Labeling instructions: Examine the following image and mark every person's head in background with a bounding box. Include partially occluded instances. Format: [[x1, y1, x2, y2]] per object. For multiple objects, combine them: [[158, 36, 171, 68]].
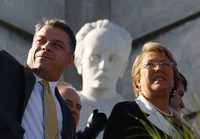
[[170, 72, 187, 112], [132, 42, 178, 112], [57, 81, 81, 126], [74, 19, 132, 100]]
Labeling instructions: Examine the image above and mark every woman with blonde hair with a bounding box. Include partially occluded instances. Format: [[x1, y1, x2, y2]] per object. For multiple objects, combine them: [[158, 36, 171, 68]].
[[103, 42, 194, 139]]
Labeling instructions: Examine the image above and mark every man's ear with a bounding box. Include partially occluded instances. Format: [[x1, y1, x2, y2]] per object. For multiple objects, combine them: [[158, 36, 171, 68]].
[[69, 55, 74, 65], [65, 55, 74, 68]]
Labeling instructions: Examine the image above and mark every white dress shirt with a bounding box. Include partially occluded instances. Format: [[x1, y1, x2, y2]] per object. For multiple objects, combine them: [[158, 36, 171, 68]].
[[21, 75, 63, 139]]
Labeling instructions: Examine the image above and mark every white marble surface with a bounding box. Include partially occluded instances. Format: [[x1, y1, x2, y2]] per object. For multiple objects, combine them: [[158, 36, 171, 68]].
[[78, 92, 127, 138]]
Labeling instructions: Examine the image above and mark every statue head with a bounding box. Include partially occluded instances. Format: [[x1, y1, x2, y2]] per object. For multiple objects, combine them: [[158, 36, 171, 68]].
[[75, 19, 132, 100]]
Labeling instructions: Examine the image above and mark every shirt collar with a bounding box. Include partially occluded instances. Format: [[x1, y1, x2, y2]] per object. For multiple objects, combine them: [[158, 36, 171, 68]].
[[33, 73, 56, 94], [135, 95, 182, 138], [135, 95, 156, 114]]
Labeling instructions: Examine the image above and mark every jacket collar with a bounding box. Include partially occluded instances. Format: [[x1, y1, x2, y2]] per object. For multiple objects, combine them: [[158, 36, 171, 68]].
[[23, 67, 36, 113], [135, 95, 182, 138]]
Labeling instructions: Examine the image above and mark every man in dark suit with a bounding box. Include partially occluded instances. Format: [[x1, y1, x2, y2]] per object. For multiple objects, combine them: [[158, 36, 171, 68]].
[[0, 19, 76, 139]]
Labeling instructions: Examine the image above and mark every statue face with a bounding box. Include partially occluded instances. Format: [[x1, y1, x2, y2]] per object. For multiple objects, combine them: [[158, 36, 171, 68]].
[[81, 28, 128, 94]]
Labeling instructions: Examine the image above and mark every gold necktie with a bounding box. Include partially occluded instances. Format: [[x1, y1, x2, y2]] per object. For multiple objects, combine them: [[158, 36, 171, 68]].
[[41, 80, 59, 139]]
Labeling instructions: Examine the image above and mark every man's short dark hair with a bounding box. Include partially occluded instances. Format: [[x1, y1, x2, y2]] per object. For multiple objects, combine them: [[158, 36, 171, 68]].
[[35, 18, 76, 53]]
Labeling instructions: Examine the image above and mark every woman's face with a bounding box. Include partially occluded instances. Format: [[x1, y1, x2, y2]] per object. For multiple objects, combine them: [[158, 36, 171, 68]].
[[138, 51, 175, 98]]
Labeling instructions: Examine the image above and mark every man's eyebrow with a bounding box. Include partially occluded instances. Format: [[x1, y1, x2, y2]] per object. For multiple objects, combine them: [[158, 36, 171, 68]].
[[36, 35, 45, 38], [53, 40, 65, 46], [35, 35, 65, 45]]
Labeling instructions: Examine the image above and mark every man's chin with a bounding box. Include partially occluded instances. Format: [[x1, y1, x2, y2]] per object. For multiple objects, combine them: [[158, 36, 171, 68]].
[[31, 64, 48, 74]]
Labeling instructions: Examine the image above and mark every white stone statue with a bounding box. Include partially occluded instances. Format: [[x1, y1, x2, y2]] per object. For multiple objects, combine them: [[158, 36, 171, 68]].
[[74, 19, 132, 137]]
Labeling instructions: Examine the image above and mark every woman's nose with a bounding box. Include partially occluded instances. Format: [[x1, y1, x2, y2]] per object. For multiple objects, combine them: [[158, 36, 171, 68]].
[[153, 64, 162, 71]]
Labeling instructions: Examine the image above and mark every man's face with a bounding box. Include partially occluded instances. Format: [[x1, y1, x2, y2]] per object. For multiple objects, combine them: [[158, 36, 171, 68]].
[[170, 83, 185, 111], [27, 25, 73, 81], [59, 87, 81, 126], [139, 51, 174, 98], [82, 29, 127, 93]]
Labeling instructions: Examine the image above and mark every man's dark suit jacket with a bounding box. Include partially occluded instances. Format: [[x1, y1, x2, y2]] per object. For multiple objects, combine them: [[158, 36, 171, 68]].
[[0, 50, 76, 139], [103, 101, 170, 139]]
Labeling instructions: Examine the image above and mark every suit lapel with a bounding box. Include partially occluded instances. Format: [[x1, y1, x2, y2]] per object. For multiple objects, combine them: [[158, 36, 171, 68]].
[[22, 66, 36, 113]]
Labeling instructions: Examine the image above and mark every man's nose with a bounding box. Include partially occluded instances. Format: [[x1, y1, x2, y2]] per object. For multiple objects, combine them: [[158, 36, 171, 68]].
[[41, 41, 51, 50], [71, 107, 79, 118]]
